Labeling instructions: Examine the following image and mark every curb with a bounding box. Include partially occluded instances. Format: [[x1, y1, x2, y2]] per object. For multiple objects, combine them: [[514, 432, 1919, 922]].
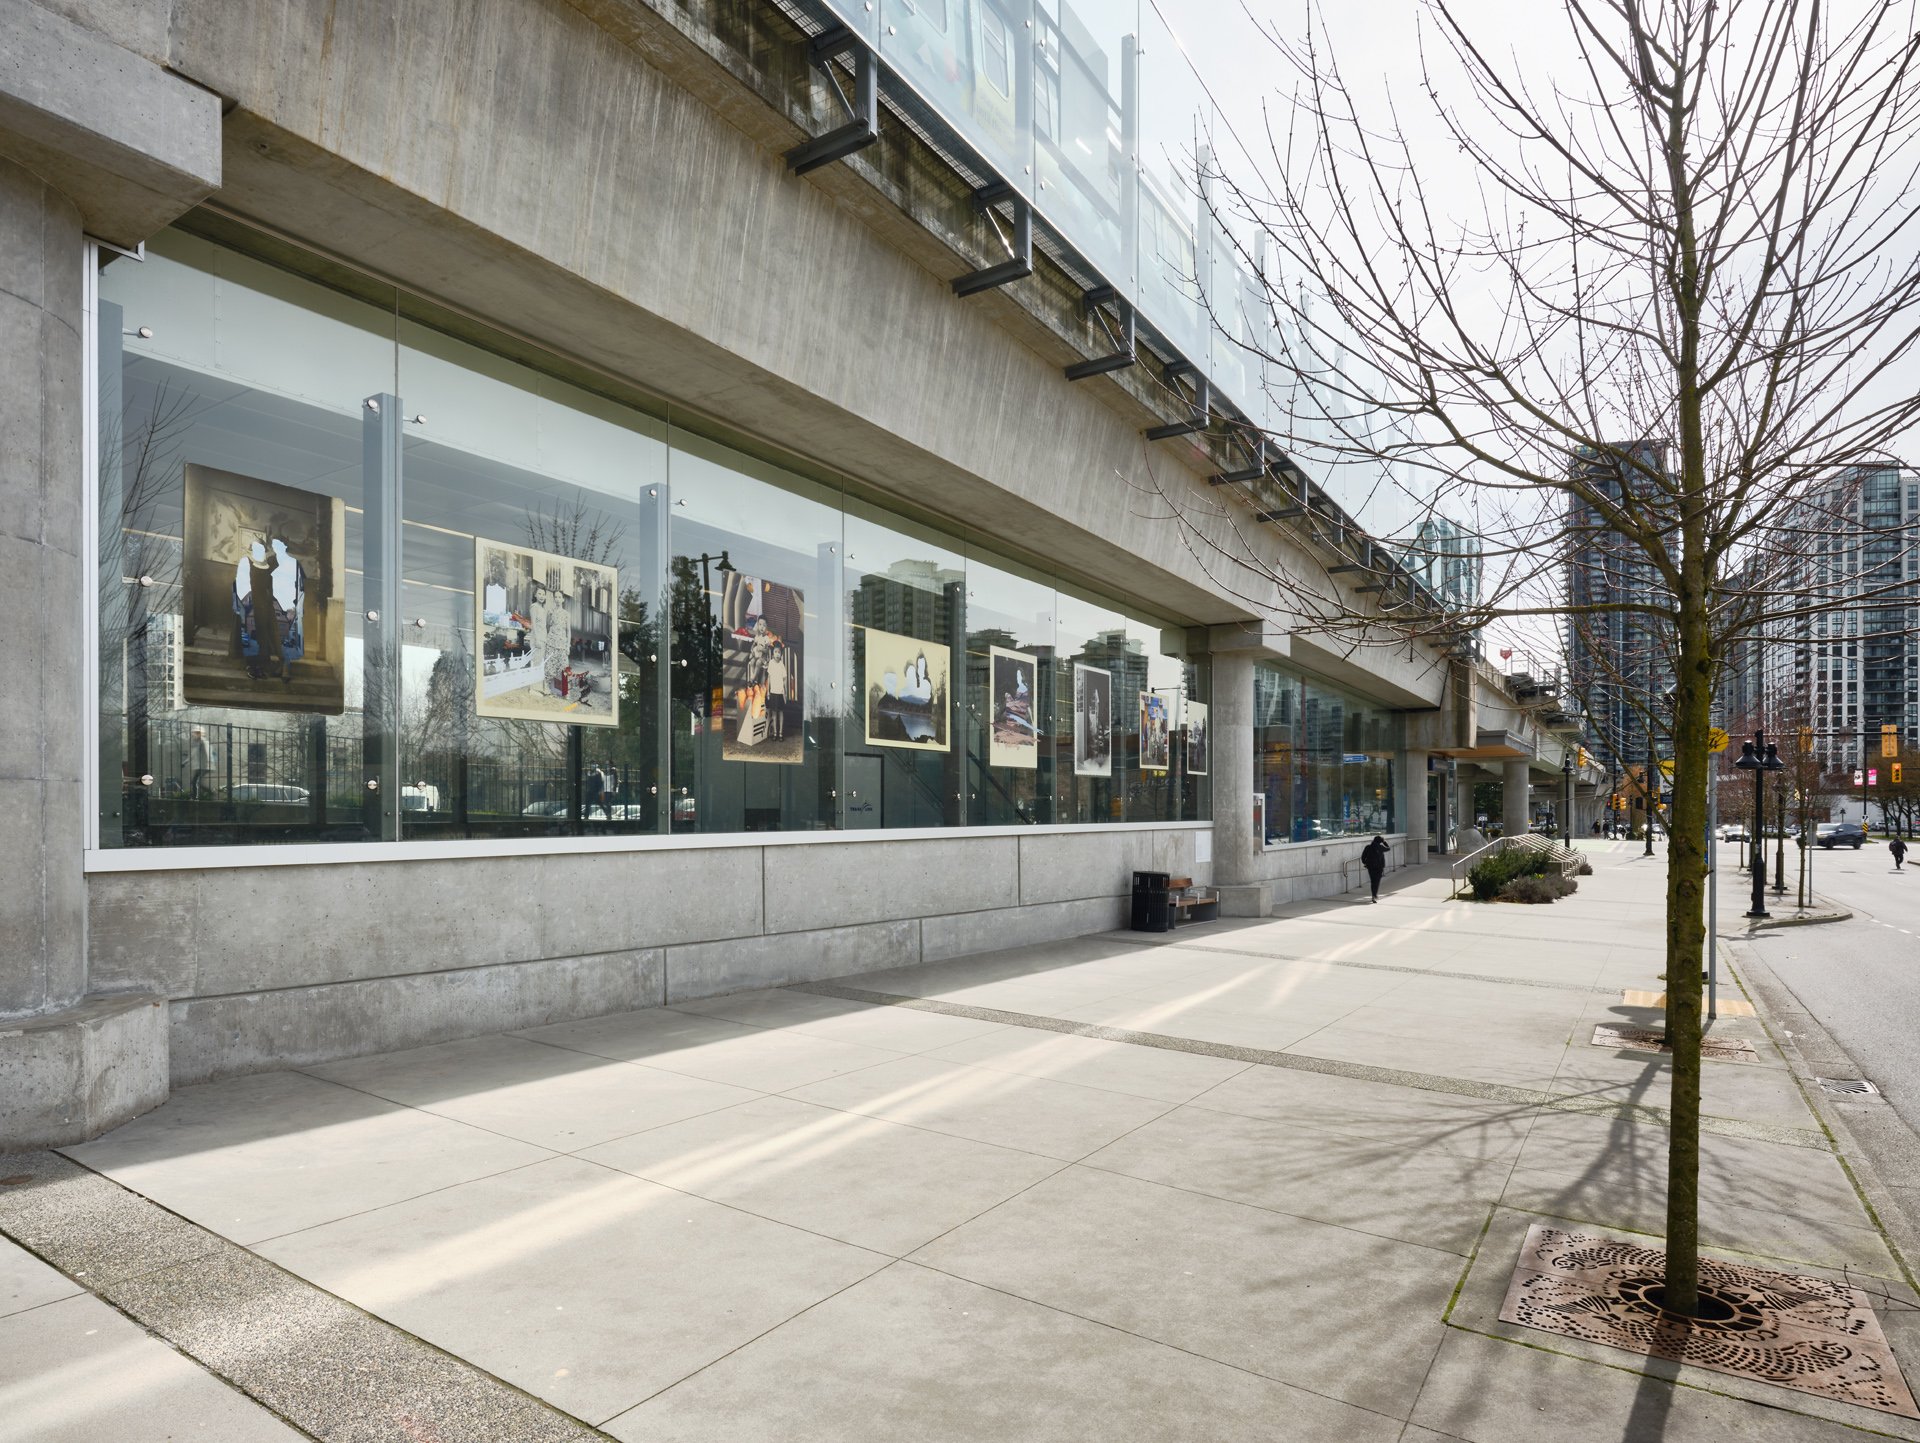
[[1732, 947, 1920, 1294], [1746, 894, 1852, 931]]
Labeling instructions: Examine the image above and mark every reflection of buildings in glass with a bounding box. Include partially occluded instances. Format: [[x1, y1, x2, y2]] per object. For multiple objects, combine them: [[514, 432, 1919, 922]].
[[849, 558, 964, 641], [1397, 514, 1483, 613], [143, 612, 184, 714]]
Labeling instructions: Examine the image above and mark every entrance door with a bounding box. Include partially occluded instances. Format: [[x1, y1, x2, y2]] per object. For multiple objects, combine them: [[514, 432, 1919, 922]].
[[1427, 775, 1443, 853]]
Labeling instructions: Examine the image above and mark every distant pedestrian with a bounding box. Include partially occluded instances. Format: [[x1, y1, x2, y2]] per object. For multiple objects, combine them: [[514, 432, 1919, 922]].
[[1361, 834, 1389, 903], [1892, 837, 1908, 871], [184, 726, 212, 800]]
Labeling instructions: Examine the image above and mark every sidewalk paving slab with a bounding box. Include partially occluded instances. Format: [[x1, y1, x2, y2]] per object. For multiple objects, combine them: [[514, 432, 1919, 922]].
[[9, 844, 1919, 1441]]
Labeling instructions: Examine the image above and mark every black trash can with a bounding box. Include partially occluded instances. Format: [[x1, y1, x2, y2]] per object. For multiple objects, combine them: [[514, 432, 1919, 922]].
[[1131, 870, 1172, 932]]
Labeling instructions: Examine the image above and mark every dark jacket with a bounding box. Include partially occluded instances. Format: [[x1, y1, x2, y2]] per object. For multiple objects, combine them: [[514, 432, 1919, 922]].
[[1361, 839, 1389, 876]]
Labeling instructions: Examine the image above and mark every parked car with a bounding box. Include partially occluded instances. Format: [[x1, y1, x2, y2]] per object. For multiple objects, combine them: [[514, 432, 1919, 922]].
[[1716, 823, 1750, 843], [229, 783, 310, 805], [1816, 821, 1868, 849]]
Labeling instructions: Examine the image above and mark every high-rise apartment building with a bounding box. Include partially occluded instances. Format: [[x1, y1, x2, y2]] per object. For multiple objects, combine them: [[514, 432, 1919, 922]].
[[1756, 464, 1919, 770], [1564, 443, 1674, 777]]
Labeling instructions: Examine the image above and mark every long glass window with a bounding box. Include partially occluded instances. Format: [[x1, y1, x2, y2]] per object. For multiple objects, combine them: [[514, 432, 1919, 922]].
[[94, 225, 1208, 851], [1253, 660, 1400, 844]]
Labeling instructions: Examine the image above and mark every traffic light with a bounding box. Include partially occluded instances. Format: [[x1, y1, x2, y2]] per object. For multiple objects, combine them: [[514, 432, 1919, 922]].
[[1884, 723, 1900, 758], [1897, 763, 1906, 785], [1799, 726, 1814, 754]]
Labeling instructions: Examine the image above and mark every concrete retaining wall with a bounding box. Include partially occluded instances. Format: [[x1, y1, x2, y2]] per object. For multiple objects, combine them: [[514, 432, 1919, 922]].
[[89, 824, 1208, 1083]]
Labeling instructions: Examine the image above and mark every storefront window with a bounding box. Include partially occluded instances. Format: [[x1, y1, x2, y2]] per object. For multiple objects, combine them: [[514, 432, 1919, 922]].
[[1255, 662, 1397, 844], [93, 223, 1209, 851], [394, 318, 665, 840], [963, 549, 1055, 825], [667, 429, 842, 833], [845, 503, 965, 828], [97, 232, 394, 847]]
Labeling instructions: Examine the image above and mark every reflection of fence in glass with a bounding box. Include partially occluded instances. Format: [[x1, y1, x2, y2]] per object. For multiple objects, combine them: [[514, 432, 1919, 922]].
[[141, 716, 365, 823]]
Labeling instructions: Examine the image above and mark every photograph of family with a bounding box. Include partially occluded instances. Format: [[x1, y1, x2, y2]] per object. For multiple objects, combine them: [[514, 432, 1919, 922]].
[[720, 571, 806, 764], [475, 539, 619, 727]]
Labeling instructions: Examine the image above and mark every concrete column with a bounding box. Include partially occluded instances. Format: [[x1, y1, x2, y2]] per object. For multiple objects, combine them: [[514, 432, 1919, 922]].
[[1503, 759, 1531, 837], [0, 157, 87, 1021], [0, 6, 218, 1143], [1210, 649, 1258, 891], [1399, 749, 1428, 859]]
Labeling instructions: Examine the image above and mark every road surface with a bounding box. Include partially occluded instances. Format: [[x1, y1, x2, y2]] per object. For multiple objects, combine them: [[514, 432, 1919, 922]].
[[1734, 837, 1920, 1134]]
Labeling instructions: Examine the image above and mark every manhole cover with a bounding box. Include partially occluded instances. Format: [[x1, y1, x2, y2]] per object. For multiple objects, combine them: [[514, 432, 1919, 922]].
[[1500, 1224, 1919, 1417], [1817, 1077, 1880, 1097], [1592, 1024, 1758, 1063]]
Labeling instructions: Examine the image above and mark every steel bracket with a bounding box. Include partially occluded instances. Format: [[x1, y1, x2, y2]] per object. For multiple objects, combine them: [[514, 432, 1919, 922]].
[[953, 187, 1034, 296], [786, 27, 879, 176], [1065, 287, 1138, 380], [1145, 362, 1211, 440]]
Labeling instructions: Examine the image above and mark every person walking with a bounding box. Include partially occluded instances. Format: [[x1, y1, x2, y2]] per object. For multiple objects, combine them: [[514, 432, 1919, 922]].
[[184, 726, 212, 800], [1892, 836, 1908, 872], [1361, 834, 1389, 903]]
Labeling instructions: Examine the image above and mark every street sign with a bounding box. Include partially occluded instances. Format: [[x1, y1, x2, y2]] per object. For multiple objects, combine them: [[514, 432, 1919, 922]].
[[1707, 727, 1729, 753], [1869, 768, 1879, 787]]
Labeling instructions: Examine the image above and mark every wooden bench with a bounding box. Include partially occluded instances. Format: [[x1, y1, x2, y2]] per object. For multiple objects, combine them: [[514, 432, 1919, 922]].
[[1166, 876, 1220, 926]]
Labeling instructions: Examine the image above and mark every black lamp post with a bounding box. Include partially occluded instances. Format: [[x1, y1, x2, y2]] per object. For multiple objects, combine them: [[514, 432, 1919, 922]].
[[1561, 748, 1575, 844], [693, 549, 734, 724], [1735, 732, 1785, 919], [1771, 776, 1788, 895]]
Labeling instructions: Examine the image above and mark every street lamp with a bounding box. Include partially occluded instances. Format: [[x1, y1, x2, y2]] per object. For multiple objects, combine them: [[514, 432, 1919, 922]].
[[1734, 732, 1785, 919], [693, 549, 734, 725], [1561, 748, 1575, 844], [1771, 775, 1788, 895]]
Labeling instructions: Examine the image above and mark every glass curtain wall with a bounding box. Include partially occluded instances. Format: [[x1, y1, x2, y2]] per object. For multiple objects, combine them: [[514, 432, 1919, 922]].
[[97, 231, 394, 848], [1253, 660, 1400, 844], [95, 226, 1207, 850]]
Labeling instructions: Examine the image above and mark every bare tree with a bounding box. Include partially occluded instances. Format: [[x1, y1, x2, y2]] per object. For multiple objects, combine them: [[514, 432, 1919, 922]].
[[1156, 0, 1920, 1313]]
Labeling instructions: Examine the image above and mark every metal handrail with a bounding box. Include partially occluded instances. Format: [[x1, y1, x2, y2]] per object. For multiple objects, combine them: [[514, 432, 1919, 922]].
[[1450, 832, 1580, 891]]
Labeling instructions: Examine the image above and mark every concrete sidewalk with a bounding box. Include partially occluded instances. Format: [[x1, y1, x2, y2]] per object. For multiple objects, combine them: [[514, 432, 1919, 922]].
[[4, 841, 1916, 1441]]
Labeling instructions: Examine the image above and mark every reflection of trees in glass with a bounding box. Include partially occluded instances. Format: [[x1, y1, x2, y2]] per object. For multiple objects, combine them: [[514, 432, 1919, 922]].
[[101, 373, 197, 833], [668, 556, 722, 718]]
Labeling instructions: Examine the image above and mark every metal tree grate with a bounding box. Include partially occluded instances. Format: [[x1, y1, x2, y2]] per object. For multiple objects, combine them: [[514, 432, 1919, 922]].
[[1500, 1224, 1918, 1417], [1592, 1024, 1758, 1063], [1817, 1077, 1881, 1097]]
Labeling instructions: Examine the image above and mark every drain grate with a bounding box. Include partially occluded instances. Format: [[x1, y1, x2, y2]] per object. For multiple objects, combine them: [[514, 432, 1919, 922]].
[[1500, 1224, 1918, 1417], [1817, 1077, 1881, 1097], [1592, 1024, 1758, 1063]]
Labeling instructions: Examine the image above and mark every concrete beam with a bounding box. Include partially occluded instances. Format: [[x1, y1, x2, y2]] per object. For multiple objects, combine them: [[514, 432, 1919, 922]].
[[0, 0, 220, 247]]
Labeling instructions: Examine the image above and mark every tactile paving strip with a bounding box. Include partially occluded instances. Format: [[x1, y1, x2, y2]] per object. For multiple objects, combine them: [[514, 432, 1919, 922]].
[[1499, 1223, 1919, 1418]]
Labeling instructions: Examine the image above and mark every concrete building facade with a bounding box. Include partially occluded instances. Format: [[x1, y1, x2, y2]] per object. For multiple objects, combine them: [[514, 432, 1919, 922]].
[[0, 0, 1602, 1147]]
